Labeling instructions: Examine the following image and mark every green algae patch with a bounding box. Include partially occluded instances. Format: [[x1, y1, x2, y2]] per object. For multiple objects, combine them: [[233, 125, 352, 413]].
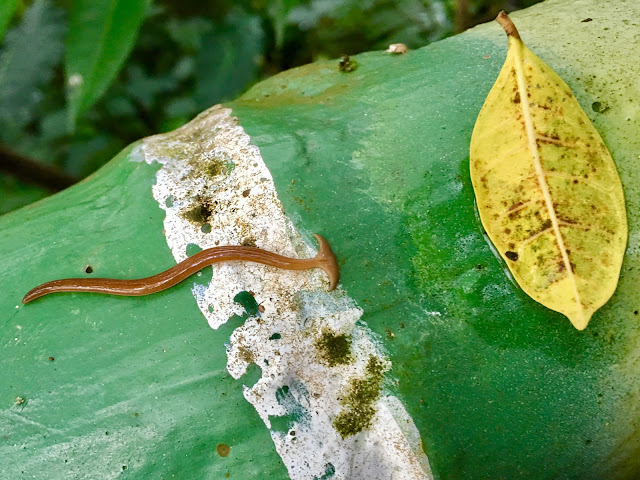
[[190, 155, 235, 180], [181, 195, 215, 226], [333, 356, 386, 438], [205, 158, 228, 177], [315, 329, 352, 367]]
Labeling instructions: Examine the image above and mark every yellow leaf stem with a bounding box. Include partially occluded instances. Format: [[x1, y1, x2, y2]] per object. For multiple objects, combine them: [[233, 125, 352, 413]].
[[470, 11, 627, 330]]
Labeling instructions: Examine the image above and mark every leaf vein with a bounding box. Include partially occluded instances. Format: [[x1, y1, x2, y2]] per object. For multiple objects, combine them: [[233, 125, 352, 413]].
[[517, 226, 553, 250], [514, 41, 584, 323]]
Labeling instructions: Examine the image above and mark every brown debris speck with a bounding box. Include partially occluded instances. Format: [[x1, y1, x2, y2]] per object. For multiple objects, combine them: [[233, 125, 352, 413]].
[[338, 55, 358, 73], [216, 443, 231, 457]]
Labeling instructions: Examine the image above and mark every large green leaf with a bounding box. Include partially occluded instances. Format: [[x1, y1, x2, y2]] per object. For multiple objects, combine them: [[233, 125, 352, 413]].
[[0, 0, 18, 43], [65, 0, 148, 128]]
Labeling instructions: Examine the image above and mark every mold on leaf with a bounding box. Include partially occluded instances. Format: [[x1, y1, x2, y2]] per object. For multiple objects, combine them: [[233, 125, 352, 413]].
[[333, 355, 387, 438], [182, 195, 215, 226], [315, 329, 352, 367]]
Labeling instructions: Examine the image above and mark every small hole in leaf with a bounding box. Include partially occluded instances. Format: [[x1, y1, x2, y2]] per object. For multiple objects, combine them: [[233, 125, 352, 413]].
[[84, 265, 93, 274], [233, 291, 259, 317], [505, 251, 519, 261], [591, 101, 608, 113]]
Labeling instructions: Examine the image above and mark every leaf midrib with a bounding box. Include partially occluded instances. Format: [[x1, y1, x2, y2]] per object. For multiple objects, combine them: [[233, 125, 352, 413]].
[[511, 38, 584, 325]]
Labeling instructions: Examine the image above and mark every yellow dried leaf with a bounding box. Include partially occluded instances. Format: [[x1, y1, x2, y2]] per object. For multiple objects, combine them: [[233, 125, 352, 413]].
[[470, 12, 627, 330]]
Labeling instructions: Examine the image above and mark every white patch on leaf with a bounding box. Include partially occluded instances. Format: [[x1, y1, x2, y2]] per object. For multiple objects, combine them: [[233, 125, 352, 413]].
[[140, 105, 432, 480]]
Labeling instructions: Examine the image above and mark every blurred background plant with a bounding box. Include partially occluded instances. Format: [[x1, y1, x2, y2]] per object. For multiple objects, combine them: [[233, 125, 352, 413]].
[[0, 0, 541, 214]]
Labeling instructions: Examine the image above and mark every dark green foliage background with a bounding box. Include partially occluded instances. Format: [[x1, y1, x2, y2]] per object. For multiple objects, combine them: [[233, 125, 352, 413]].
[[0, 0, 540, 214]]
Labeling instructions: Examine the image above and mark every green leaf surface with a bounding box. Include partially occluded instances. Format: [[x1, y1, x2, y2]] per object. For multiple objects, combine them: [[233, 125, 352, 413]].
[[0, 0, 18, 42], [65, 0, 149, 128], [0, 0, 65, 138]]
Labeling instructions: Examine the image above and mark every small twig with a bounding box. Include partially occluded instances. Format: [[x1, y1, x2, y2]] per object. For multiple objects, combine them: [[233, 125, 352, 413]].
[[455, 0, 470, 33], [0, 144, 79, 191], [496, 11, 520, 39]]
